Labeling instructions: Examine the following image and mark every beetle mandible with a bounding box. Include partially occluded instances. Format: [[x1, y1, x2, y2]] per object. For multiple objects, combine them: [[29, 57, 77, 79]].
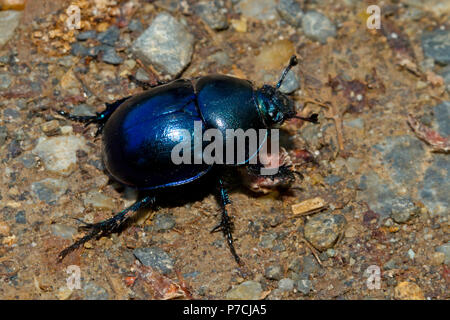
[[57, 55, 318, 265]]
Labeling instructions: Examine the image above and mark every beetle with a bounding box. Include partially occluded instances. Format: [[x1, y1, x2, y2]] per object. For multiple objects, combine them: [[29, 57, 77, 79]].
[[57, 55, 318, 265]]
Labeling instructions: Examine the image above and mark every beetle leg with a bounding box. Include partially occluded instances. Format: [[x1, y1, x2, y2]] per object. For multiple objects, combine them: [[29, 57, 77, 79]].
[[57, 96, 131, 136], [58, 195, 155, 262], [211, 179, 243, 266]]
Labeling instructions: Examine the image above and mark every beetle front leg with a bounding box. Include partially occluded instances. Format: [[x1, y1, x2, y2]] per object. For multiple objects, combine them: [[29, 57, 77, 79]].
[[211, 179, 243, 266]]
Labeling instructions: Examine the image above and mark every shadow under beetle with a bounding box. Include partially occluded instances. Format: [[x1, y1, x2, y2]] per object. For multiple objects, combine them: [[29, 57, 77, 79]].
[[57, 55, 318, 265]]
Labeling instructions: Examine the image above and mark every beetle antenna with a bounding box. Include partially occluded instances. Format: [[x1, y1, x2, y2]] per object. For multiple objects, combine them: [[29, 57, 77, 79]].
[[276, 55, 298, 89], [293, 113, 319, 124]]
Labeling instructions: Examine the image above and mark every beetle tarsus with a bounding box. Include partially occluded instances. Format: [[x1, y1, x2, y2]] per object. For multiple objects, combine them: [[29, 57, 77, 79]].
[[128, 74, 168, 90], [212, 179, 243, 266], [58, 195, 155, 262]]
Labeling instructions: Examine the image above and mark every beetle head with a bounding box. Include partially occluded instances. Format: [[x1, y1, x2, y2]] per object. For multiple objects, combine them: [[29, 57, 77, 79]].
[[256, 55, 318, 126], [256, 56, 299, 126]]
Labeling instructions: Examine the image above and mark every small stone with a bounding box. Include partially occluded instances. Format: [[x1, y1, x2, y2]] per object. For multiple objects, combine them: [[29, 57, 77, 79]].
[[0, 221, 10, 236], [383, 258, 398, 271], [302, 255, 320, 275], [302, 11, 336, 44], [419, 154, 449, 216], [326, 248, 336, 257], [226, 281, 262, 300], [84, 191, 115, 210], [51, 224, 77, 239], [71, 104, 96, 117], [259, 232, 277, 249], [99, 45, 123, 65], [238, 0, 278, 21], [407, 249, 415, 260], [132, 13, 195, 77], [153, 213, 175, 231], [390, 197, 419, 223], [394, 281, 425, 300], [31, 178, 69, 204], [278, 278, 294, 291], [325, 174, 343, 186], [83, 282, 109, 300], [133, 247, 174, 275], [0, 73, 12, 89], [194, 1, 228, 31], [71, 42, 89, 57], [304, 212, 346, 251], [76, 30, 97, 41], [135, 68, 150, 82], [435, 243, 450, 265], [8, 139, 21, 158], [276, 0, 304, 27], [430, 252, 445, 266], [264, 265, 283, 280], [0, 10, 22, 47], [0, 126, 7, 145], [33, 135, 89, 175], [128, 19, 143, 32], [41, 120, 61, 136], [421, 29, 450, 65], [97, 26, 120, 46], [433, 101, 450, 136], [296, 279, 312, 295], [15, 211, 26, 224], [278, 70, 300, 94]]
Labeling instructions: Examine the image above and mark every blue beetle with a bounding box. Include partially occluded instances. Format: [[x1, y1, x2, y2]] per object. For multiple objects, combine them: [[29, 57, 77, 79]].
[[57, 56, 317, 264]]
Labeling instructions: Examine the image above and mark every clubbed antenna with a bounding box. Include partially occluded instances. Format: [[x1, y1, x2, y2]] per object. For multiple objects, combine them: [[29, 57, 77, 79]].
[[276, 55, 298, 89]]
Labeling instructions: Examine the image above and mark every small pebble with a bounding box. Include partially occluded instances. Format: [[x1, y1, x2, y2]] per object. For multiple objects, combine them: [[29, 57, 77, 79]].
[[83, 282, 109, 300], [76, 30, 97, 41], [97, 25, 120, 46], [31, 178, 68, 204], [84, 190, 115, 210], [133, 247, 174, 275], [302, 11, 336, 44], [278, 278, 294, 291], [390, 197, 419, 223], [194, 1, 228, 31], [132, 13, 195, 77], [33, 135, 89, 175], [304, 212, 346, 251], [276, 0, 304, 27], [421, 29, 450, 65], [226, 281, 262, 300], [435, 243, 450, 265], [51, 224, 77, 240], [264, 265, 283, 280], [0, 221, 10, 236], [296, 279, 313, 295]]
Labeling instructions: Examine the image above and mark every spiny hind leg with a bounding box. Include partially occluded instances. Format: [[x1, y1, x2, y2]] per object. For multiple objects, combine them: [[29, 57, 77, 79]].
[[58, 195, 155, 262]]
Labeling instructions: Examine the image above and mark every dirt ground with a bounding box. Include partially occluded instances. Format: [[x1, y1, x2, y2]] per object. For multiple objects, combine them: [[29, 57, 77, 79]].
[[0, 0, 448, 300]]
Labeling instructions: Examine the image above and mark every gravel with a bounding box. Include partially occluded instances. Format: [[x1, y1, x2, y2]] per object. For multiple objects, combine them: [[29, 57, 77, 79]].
[[278, 278, 294, 291], [435, 243, 450, 265], [238, 0, 278, 21], [133, 247, 175, 275], [83, 282, 109, 300], [97, 26, 120, 46], [264, 265, 283, 280], [31, 178, 69, 204], [0, 73, 12, 89], [32, 135, 89, 175], [304, 212, 346, 251], [0, 10, 22, 47], [276, 0, 304, 27], [226, 281, 262, 300], [132, 13, 195, 77], [296, 279, 313, 295], [389, 197, 419, 223], [51, 224, 77, 239], [194, 1, 228, 31], [278, 69, 300, 94], [302, 11, 336, 44], [421, 29, 450, 65]]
